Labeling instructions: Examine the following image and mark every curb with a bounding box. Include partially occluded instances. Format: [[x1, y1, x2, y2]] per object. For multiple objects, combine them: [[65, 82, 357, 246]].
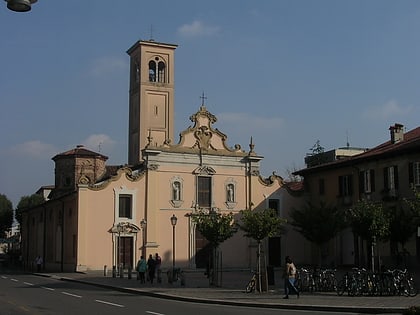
[[47, 275, 407, 314]]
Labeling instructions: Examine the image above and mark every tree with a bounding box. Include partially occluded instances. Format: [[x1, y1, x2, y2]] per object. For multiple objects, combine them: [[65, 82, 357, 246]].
[[190, 209, 237, 286], [0, 194, 14, 238], [310, 140, 325, 155], [237, 208, 286, 292], [15, 194, 45, 225], [289, 202, 345, 267], [404, 187, 420, 216], [346, 200, 390, 271], [388, 205, 417, 253]]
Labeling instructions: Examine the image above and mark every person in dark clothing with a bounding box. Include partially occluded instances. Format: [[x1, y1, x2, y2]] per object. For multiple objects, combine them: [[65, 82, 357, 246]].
[[147, 254, 156, 284]]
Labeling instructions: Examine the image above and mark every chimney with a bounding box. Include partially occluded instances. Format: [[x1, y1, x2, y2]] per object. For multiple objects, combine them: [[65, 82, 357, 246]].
[[389, 123, 404, 144]]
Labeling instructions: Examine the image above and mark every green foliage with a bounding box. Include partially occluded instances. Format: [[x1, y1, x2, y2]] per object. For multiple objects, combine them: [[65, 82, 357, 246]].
[[16, 194, 45, 225], [388, 205, 418, 249], [310, 140, 325, 155], [404, 188, 420, 216], [347, 199, 390, 241], [289, 202, 345, 245], [0, 194, 14, 237], [237, 208, 285, 242], [191, 210, 237, 248]]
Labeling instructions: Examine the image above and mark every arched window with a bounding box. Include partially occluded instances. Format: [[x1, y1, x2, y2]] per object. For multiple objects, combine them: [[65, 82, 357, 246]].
[[148, 57, 167, 83], [148, 60, 156, 82], [158, 61, 166, 83]]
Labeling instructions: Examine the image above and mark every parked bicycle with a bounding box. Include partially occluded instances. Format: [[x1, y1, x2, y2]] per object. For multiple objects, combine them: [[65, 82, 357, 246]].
[[296, 267, 337, 293], [336, 267, 417, 297], [245, 271, 257, 293]]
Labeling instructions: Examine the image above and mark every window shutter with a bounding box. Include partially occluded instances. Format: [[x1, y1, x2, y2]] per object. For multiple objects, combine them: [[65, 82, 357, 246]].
[[359, 171, 364, 193], [394, 165, 399, 189], [383, 168, 389, 190], [338, 176, 343, 196], [370, 169, 375, 192], [408, 162, 414, 185]]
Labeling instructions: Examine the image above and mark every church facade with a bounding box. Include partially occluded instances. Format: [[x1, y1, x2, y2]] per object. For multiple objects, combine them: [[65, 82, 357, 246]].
[[20, 40, 303, 272]]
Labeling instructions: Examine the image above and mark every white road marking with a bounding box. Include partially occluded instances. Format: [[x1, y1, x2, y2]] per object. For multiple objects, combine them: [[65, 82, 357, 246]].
[[146, 311, 165, 315], [95, 299, 124, 308], [10, 278, 18, 282], [61, 291, 82, 298], [1, 276, 8, 279], [24, 282, 34, 286], [41, 286, 55, 291]]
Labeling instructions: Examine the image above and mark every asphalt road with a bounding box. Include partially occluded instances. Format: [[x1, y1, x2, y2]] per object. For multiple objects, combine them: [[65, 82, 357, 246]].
[[0, 273, 402, 315]]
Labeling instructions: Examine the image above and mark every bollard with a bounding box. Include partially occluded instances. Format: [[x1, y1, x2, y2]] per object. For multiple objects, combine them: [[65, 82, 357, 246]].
[[157, 269, 162, 283], [112, 265, 116, 278], [128, 266, 132, 279], [104, 265, 107, 277], [119, 265, 124, 278], [180, 270, 185, 286], [167, 269, 173, 284]]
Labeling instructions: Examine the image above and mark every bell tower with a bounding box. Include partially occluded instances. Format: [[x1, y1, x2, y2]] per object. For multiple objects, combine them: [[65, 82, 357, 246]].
[[126, 40, 177, 165]]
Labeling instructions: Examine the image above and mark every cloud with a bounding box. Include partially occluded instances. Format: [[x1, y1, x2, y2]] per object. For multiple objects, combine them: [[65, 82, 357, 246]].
[[177, 20, 220, 38], [7, 140, 57, 159], [82, 134, 116, 154], [362, 100, 414, 121], [89, 56, 127, 77]]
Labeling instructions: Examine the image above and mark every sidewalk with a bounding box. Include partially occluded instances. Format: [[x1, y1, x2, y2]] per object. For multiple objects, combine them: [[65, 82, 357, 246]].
[[36, 269, 420, 314]]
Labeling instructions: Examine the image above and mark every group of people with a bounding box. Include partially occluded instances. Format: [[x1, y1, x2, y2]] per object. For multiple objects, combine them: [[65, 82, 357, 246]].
[[136, 253, 162, 284]]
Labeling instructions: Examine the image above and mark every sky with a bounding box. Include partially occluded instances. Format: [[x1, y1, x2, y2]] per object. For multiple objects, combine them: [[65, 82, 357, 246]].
[[1, 1, 420, 208]]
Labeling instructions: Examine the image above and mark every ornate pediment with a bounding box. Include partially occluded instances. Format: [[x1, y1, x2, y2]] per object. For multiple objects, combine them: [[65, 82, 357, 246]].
[[193, 165, 216, 175], [108, 222, 140, 234]]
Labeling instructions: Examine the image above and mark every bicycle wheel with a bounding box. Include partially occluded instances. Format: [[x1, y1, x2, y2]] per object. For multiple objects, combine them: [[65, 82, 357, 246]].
[[245, 278, 256, 293], [402, 279, 417, 297], [407, 281, 417, 297]]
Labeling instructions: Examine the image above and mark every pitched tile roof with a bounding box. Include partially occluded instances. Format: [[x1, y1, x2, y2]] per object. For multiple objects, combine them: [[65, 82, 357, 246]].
[[295, 125, 420, 175], [52, 145, 108, 161]]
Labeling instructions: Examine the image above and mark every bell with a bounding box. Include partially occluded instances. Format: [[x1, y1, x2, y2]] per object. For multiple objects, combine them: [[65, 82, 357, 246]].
[[6, 0, 37, 12]]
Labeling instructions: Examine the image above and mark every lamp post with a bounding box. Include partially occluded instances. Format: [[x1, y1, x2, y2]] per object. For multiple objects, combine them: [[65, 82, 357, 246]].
[[140, 219, 146, 258], [116, 223, 123, 276], [5, 0, 37, 12], [170, 214, 177, 272]]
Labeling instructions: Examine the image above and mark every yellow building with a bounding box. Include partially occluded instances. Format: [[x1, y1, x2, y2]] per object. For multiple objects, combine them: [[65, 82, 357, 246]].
[[294, 123, 420, 268], [21, 40, 302, 272]]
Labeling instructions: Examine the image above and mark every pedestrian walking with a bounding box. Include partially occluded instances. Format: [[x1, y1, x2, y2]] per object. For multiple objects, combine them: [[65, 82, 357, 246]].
[[283, 256, 299, 299], [155, 253, 162, 283], [136, 256, 147, 283], [147, 254, 156, 284]]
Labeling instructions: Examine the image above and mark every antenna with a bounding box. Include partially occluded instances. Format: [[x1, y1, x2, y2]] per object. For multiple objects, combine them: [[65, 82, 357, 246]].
[[98, 142, 103, 153], [150, 25, 154, 41]]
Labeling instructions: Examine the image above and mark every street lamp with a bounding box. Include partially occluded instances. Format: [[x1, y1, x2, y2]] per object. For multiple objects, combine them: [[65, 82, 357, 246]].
[[5, 0, 37, 12], [140, 219, 146, 257], [170, 214, 177, 272], [116, 223, 123, 270]]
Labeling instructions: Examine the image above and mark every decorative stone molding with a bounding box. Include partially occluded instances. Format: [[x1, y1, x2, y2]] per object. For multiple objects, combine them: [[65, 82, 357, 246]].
[[224, 178, 237, 209], [193, 165, 216, 175], [170, 176, 184, 208]]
